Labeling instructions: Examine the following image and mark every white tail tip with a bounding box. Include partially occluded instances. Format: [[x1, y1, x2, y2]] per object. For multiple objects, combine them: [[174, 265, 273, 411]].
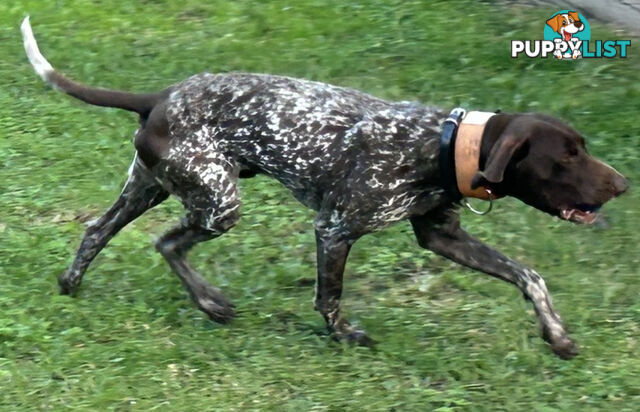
[[21, 16, 54, 82]]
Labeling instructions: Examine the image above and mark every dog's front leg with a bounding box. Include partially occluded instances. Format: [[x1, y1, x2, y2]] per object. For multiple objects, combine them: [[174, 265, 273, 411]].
[[313, 226, 373, 346], [410, 209, 578, 359]]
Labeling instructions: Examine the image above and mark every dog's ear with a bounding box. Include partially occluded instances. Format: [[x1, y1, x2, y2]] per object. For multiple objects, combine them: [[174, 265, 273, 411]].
[[546, 15, 561, 32], [471, 134, 527, 189], [568, 11, 580, 22]]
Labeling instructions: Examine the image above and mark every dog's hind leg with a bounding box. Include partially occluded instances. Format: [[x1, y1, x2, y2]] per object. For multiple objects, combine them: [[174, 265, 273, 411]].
[[154, 149, 240, 323], [59, 154, 169, 295]]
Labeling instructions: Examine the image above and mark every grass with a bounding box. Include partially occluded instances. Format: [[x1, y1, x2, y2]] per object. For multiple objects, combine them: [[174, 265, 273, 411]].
[[1, 0, 639, 410]]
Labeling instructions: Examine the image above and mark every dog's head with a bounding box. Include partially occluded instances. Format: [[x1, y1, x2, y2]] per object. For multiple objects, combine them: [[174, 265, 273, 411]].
[[471, 113, 628, 224], [546, 11, 584, 42]]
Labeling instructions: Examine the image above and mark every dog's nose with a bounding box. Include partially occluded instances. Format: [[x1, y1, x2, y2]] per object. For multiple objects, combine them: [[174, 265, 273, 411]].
[[613, 174, 629, 196], [575, 21, 583, 28]]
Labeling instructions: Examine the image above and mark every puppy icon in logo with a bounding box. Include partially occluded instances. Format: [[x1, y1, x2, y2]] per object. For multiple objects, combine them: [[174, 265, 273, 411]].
[[546, 11, 586, 59]]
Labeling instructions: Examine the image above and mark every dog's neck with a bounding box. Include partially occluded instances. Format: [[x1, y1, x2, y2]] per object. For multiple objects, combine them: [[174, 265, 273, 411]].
[[454, 111, 497, 200], [440, 109, 506, 201]]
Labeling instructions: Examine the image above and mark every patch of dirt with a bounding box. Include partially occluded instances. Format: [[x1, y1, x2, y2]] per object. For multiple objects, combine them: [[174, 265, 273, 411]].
[[494, 0, 640, 35]]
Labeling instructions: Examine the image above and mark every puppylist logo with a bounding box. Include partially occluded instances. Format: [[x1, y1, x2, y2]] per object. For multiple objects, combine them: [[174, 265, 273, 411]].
[[511, 10, 630, 59]]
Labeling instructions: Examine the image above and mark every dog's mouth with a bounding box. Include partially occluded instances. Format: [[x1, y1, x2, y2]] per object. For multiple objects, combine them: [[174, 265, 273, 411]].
[[563, 31, 573, 42], [559, 204, 601, 224]]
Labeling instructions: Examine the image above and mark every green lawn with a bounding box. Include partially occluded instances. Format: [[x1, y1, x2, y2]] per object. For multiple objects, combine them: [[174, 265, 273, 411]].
[[1, 0, 639, 410]]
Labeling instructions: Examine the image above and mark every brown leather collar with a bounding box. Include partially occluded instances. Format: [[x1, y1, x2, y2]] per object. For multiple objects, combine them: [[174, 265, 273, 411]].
[[454, 111, 499, 200]]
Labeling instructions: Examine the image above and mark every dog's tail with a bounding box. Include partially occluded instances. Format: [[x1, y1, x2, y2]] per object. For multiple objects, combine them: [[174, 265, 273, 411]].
[[21, 16, 160, 115]]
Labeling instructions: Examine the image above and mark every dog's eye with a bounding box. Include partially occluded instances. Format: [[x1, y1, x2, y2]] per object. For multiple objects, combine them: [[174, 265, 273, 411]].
[[562, 21, 567, 26], [564, 147, 579, 161]]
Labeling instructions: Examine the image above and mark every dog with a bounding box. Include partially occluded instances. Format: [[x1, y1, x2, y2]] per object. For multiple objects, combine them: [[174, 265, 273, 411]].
[[22, 17, 628, 359], [546, 11, 585, 59]]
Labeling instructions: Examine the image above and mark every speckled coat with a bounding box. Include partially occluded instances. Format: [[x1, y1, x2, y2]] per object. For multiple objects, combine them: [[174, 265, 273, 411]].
[[156, 73, 449, 240]]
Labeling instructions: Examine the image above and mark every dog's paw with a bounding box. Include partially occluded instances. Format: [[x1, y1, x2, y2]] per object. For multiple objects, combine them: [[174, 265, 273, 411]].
[[331, 321, 376, 347], [196, 287, 236, 324], [58, 272, 80, 296], [550, 336, 579, 360], [343, 329, 377, 347]]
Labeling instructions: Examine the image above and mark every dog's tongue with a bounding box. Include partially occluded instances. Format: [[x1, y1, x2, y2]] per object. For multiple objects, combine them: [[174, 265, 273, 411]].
[[563, 32, 572, 42]]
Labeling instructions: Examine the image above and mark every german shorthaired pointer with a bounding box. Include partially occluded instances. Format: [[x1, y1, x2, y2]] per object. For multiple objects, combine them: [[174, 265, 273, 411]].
[[22, 18, 628, 359]]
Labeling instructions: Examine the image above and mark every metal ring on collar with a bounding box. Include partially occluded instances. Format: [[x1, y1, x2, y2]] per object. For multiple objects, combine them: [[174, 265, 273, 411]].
[[462, 188, 494, 215]]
